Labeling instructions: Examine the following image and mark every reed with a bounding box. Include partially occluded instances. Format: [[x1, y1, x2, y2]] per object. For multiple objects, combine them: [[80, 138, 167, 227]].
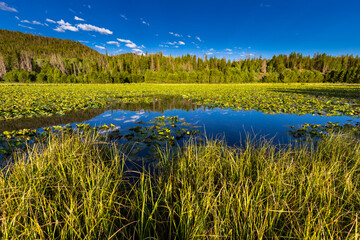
[[0, 132, 359, 239]]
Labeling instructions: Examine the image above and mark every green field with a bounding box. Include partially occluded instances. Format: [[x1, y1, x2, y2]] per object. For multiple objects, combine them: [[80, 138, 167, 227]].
[[0, 83, 360, 239]]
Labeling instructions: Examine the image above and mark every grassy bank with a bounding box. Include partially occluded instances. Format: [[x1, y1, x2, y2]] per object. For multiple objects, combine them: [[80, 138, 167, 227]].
[[0, 132, 359, 239]]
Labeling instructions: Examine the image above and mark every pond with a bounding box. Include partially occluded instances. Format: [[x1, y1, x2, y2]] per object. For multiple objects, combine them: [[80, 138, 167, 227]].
[[1, 95, 358, 148]]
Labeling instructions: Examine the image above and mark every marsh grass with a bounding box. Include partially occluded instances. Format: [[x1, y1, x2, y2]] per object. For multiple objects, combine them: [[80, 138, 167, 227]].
[[0, 131, 359, 239]]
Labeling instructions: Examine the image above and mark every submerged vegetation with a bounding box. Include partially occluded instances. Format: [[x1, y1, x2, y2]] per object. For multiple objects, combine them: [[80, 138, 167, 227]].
[[0, 130, 359, 239]]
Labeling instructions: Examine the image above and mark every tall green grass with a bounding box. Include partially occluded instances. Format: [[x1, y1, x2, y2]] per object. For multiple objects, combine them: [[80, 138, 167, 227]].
[[0, 132, 359, 239]]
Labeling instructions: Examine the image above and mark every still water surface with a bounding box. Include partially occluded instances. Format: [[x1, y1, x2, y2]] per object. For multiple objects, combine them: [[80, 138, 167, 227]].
[[1, 96, 358, 146]]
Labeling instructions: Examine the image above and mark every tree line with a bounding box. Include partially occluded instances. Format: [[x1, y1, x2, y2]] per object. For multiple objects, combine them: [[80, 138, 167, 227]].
[[1, 29, 360, 84]]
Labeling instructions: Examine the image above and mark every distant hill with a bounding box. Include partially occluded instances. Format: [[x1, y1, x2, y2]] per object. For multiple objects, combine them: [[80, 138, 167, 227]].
[[0, 29, 100, 59], [0, 28, 359, 84]]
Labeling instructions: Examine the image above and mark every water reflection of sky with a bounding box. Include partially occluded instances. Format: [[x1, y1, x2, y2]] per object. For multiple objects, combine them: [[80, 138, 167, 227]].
[[78, 107, 357, 146]]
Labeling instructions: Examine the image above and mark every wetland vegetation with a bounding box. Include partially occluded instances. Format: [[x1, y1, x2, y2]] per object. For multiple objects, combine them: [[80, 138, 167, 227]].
[[0, 82, 359, 239], [1, 29, 360, 239], [1, 130, 359, 239]]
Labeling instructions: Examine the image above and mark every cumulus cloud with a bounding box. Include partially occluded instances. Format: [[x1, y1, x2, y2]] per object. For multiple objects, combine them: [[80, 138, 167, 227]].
[[169, 32, 182, 37], [206, 48, 215, 55], [166, 41, 185, 47], [107, 41, 120, 47], [117, 38, 145, 51], [132, 48, 143, 54], [225, 48, 232, 52], [54, 19, 78, 32], [95, 45, 105, 50], [46, 18, 56, 23], [74, 16, 85, 21], [117, 38, 137, 48], [18, 24, 34, 30], [32, 20, 43, 25], [21, 19, 43, 25], [0, 2, 17, 12], [126, 43, 137, 48], [117, 38, 132, 44], [77, 23, 113, 35]]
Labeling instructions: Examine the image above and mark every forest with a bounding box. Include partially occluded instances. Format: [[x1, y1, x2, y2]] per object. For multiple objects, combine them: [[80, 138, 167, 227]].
[[1, 29, 360, 84]]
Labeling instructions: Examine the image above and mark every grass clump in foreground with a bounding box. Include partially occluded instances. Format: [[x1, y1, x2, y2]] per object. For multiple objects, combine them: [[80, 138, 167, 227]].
[[0, 132, 359, 239]]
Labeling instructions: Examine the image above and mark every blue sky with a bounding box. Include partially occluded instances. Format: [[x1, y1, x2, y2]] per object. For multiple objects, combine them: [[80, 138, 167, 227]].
[[1, 0, 360, 59]]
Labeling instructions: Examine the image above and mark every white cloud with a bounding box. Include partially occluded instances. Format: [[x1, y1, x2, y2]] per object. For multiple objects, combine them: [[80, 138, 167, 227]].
[[95, 45, 105, 50], [15, 16, 19, 20], [20, 19, 43, 25], [32, 20, 43, 25], [120, 14, 128, 20], [18, 24, 34, 30], [53, 27, 65, 32], [196, 36, 202, 42], [117, 38, 137, 48], [169, 32, 182, 37], [166, 41, 185, 47], [79, 40, 89, 43], [117, 38, 145, 50], [107, 41, 120, 47], [77, 23, 113, 35], [126, 43, 137, 48], [117, 38, 133, 44], [46, 18, 56, 23], [0, 2, 17, 12], [55, 19, 78, 32], [74, 16, 85, 21], [140, 18, 150, 26], [225, 48, 232, 52], [187, 35, 191, 38], [132, 49, 143, 54]]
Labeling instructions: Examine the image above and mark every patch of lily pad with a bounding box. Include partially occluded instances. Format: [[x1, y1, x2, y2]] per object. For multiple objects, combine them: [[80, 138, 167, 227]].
[[0, 116, 200, 160], [289, 121, 360, 139]]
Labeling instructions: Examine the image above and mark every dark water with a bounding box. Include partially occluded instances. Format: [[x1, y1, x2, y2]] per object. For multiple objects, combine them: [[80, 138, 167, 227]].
[[1, 96, 357, 146]]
